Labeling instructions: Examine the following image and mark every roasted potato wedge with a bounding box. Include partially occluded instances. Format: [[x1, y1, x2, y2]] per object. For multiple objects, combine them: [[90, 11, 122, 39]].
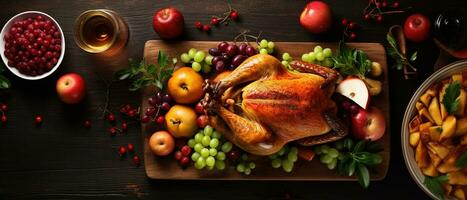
[[409, 132, 420, 147], [428, 126, 442, 141], [409, 115, 421, 133], [422, 163, 439, 177], [421, 93, 433, 107], [456, 89, 466, 117], [440, 116, 457, 141], [420, 122, 433, 132], [457, 117, 467, 136], [419, 108, 435, 124], [454, 187, 466, 200], [438, 146, 465, 173], [461, 134, 467, 145], [416, 142, 430, 169], [453, 73, 464, 84], [428, 142, 450, 159], [429, 97, 443, 126], [444, 184, 454, 196], [428, 150, 443, 167], [449, 171, 467, 185], [416, 101, 424, 111]]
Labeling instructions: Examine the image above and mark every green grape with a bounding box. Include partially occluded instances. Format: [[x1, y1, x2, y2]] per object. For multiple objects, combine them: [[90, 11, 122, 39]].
[[272, 158, 282, 168], [205, 55, 214, 65], [267, 48, 274, 54], [308, 52, 316, 62], [267, 41, 275, 49], [327, 148, 339, 158], [236, 163, 246, 172], [277, 147, 286, 156], [216, 152, 226, 161], [323, 48, 332, 57], [327, 158, 337, 170], [221, 142, 233, 152], [313, 45, 323, 54], [289, 147, 298, 155], [282, 52, 291, 61], [209, 138, 219, 148], [320, 154, 333, 164], [215, 160, 226, 170], [194, 143, 203, 153], [241, 154, 248, 161], [194, 51, 205, 63], [201, 148, 210, 157], [322, 58, 333, 67], [192, 62, 202, 72], [282, 159, 294, 173], [212, 131, 221, 139], [188, 48, 197, 58], [249, 162, 256, 169], [188, 139, 196, 148], [201, 63, 211, 73], [260, 39, 268, 48], [281, 60, 289, 67], [244, 168, 252, 175], [209, 148, 217, 156], [204, 125, 213, 136], [316, 52, 324, 61], [320, 145, 330, 154], [206, 156, 216, 167], [191, 152, 201, 161], [269, 154, 278, 160], [202, 135, 211, 146], [194, 133, 203, 143], [287, 152, 298, 162], [196, 157, 206, 168], [206, 165, 214, 170], [259, 48, 268, 55], [301, 54, 311, 62], [194, 162, 203, 169], [180, 53, 191, 63]]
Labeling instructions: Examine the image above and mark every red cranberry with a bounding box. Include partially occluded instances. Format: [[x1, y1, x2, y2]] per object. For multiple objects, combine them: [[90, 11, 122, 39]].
[[156, 116, 165, 125], [35, 115, 43, 125], [210, 17, 219, 25], [230, 11, 239, 21], [132, 155, 141, 166], [202, 25, 211, 32], [376, 14, 383, 22], [392, 2, 399, 8], [194, 21, 202, 29], [127, 109, 137, 117], [1, 104, 8, 111], [118, 146, 127, 156], [174, 151, 183, 160], [127, 143, 134, 152], [146, 107, 156, 116], [1, 115, 7, 123], [141, 115, 150, 123], [121, 122, 128, 131], [179, 156, 190, 166], [349, 32, 357, 40], [161, 102, 170, 111], [341, 18, 348, 26], [181, 145, 191, 156], [348, 22, 357, 30], [84, 120, 91, 128], [107, 113, 116, 122]]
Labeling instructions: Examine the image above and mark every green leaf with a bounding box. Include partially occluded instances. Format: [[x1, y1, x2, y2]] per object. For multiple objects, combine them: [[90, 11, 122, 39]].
[[356, 163, 370, 188], [114, 68, 132, 80], [456, 151, 467, 168], [410, 51, 418, 61], [355, 152, 383, 166], [0, 75, 11, 89], [424, 175, 448, 200], [386, 33, 398, 50], [157, 51, 169, 69], [443, 81, 461, 115], [147, 64, 157, 75], [365, 142, 383, 153], [348, 160, 356, 176], [353, 140, 366, 153]]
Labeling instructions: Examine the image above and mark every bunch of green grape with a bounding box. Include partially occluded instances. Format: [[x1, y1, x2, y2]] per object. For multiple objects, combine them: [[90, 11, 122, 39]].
[[180, 48, 213, 73], [269, 146, 298, 173], [314, 143, 341, 170], [188, 125, 227, 170], [235, 154, 256, 175], [301, 45, 333, 67], [258, 39, 275, 55], [281, 52, 293, 67]]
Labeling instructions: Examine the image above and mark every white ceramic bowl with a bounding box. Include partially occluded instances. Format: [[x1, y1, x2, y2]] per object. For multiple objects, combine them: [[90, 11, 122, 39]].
[[402, 60, 467, 200], [0, 11, 65, 80]]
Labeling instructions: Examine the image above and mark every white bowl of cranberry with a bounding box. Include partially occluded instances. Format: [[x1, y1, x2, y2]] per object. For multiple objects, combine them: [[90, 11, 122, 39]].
[[0, 11, 65, 80]]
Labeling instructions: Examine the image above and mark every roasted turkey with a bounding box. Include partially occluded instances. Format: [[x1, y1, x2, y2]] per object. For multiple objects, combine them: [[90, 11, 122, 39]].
[[202, 54, 348, 155]]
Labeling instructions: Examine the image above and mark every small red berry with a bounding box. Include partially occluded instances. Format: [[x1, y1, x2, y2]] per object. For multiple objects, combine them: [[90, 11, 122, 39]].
[[127, 143, 134, 152], [392, 2, 399, 8], [376, 14, 383, 22], [127, 109, 136, 117], [210, 17, 219, 25], [1, 115, 7, 123], [84, 120, 91, 128], [181, 145, 191, 156], [107, 113, 116, 122], [194, 103, 205, 114], [230, 11, 238, 21], [35, 115, 43, 125], [109, 127, 117, 136], [179, 156, 190, 166], [156, 116, 165, 125], [121, 122, 128, 131], [348, 22, 357, 30], [382, 1, 388, 8], [174, 151, 183, 160], [194, 21, 202, 29], [349, 32, 357, 40], [364, 14, 371, 21], [133, 155, 141, 166], [161, 102, 170, 111], [0, 104, 7, 111], [341, 18, 348, 26], [202, 25, 211, 32], [141, 115, 150, 123], [375, 1, 381, 8], [119, 146, 127, 155]]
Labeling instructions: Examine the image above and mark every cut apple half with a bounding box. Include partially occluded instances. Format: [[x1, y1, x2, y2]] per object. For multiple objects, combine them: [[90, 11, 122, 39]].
[[336, 77, 370, 109]]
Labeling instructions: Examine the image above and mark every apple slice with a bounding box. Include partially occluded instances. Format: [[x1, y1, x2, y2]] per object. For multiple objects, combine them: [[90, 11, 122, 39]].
[[336, 77, 370, 109]]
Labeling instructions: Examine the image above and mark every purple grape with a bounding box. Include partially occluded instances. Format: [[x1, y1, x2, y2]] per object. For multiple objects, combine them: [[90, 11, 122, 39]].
[[226, 45, 238, 57], [245, 46, 256, 56], [162, 93, 172, 103], [221, 53, 231, 63], [215, 60, 225, 71], [232, 55, 247, 67], [218, 42, 229, 53], [209, 48, 220, 56], [238, 43, 247, 55], [212, 56, 222, 65]]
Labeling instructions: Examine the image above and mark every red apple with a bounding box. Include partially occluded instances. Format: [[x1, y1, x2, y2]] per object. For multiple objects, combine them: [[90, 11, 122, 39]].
[[336, 77, 370, 109], [149, 130, 175, 156], [299, 1, 332, 34], [152, 7, 184, 39], [403, 13, 431, 42], [351, 107, 386, 141], [197, 115, 208, 128], [56, 73, 86, 104]]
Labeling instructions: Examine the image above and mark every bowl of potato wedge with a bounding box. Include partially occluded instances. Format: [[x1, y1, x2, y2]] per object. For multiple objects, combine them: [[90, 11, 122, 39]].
[[402, 60, 467, 200]]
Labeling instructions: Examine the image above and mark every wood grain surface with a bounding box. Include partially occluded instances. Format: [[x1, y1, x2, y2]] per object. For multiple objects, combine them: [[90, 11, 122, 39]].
[[142, 40, 390, 180], [0, 0, 466, 199]]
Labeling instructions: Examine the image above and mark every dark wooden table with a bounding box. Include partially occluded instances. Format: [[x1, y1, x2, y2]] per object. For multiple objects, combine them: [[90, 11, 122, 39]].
[[0, 0, 465, 199]]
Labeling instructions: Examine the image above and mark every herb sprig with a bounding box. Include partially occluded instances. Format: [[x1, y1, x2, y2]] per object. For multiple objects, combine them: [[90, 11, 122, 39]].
[[331, 40, 372, 78], [0, 63, 11, 89], [116, 51, 176, 91], [423, 175, 449, 200], [386, 33, 417, 71], [456, 150, 467, 168], [443, 81, 461, 115], [336, 139, 383, 188]]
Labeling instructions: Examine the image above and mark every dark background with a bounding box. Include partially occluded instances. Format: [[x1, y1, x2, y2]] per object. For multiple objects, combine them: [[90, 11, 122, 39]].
[[0, 0, 465, 199]]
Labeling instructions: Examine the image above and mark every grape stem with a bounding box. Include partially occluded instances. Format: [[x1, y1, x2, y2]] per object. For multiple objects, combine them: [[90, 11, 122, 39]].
[[211, 3, 236, 25], [362, 0, 409, 18], [233, 30, 263, 45]]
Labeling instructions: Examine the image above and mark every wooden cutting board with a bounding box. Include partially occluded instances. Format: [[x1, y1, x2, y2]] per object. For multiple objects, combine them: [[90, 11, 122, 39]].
[[142, 40, 390, 180]]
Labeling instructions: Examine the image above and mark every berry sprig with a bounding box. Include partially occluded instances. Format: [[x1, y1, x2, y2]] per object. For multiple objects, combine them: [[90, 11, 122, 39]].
[[362, 0, 407, 23], [341, 18, 358, 40], [194, 4, 239, 33]]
